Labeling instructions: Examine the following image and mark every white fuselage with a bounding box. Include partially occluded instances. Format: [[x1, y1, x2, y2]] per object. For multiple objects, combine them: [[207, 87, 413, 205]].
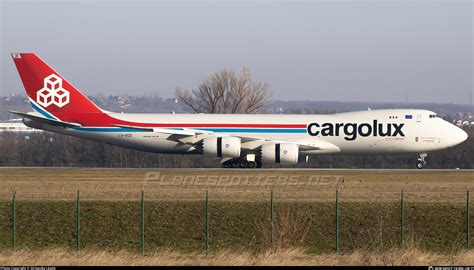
[[25, 109, 468, 156]]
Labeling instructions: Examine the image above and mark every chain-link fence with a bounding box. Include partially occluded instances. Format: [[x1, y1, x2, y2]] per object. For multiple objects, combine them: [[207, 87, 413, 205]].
[[0, 187, 472, 254]]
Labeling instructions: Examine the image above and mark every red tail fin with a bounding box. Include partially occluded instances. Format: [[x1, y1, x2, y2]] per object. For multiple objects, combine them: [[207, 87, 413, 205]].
[[11, 53, 103, 121]]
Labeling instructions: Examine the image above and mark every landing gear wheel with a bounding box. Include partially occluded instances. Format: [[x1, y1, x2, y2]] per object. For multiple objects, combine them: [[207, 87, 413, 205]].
[[247, 161, 257, 168], [416, 153, 428, 169], [232, 159, 241, 168], [416, 161, 424, 169], [223, 161, 232, 168], [239, 160, 249, 168]]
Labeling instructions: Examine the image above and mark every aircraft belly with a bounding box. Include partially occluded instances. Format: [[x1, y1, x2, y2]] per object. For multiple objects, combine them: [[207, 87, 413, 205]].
[[72, 131, 192, 154], [29, 123, 192, 154]]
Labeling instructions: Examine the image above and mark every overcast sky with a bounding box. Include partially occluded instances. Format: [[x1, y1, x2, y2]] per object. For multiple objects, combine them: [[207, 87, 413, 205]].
[[1, 0, 472, 104]]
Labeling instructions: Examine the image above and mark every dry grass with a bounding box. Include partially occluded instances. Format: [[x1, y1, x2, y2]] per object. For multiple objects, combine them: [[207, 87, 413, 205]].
[[258, 206, 313, 251], [1, 248, 474, 266], [0, 168, 472, 202]]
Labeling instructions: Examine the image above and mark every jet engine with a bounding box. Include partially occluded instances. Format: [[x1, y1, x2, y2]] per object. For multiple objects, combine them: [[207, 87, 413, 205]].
[[260, 143, 307, 164], [201, 136, 241, 158]]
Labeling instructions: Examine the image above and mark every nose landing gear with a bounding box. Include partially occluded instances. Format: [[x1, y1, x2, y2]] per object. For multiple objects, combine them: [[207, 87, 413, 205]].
[[416, 153, 428, 169]]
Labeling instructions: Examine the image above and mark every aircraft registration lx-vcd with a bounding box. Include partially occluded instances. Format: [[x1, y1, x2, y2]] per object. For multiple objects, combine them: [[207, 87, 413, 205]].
[[10, 53, 468, 168]]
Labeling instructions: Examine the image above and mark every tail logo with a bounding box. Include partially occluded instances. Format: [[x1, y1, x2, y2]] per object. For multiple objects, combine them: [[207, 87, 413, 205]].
[[36, 74, 70, 108]]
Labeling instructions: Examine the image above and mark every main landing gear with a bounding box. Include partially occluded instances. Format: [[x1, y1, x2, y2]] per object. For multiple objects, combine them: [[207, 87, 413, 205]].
[[222, 157, 262, 169], [416, 153, 428, 169]]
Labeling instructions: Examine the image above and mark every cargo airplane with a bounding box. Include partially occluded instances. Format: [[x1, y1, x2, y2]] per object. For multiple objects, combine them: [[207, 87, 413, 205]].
[[10, 53, 468, 169]]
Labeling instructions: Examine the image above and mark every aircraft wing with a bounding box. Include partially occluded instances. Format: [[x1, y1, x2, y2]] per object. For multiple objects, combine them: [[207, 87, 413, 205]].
[[162, 128, 340, 152], [112, 124, 339, 152], [237, 135, 340, 152]]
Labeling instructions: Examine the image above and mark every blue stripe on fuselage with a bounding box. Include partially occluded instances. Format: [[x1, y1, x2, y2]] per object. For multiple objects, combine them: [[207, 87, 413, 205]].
[[74, 127, 307, 133]]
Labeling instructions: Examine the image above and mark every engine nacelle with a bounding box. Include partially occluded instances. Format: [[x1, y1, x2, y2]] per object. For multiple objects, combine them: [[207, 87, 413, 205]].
[[261, 143, 305, 164], [202, 136, 241, 158]]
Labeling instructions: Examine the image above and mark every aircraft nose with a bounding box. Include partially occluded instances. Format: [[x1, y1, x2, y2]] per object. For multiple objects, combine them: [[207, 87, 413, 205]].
[[453, 126, 468, 145]]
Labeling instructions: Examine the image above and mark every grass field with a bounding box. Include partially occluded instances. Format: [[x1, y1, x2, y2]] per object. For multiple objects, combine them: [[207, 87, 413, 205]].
[[0, 168, 472, 202], [0, 168, 473, 258], [2, 248, 474, 266]]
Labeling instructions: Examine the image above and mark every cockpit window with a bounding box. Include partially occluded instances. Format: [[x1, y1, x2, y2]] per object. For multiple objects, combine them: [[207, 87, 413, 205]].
[[429, 114, 438, 118]]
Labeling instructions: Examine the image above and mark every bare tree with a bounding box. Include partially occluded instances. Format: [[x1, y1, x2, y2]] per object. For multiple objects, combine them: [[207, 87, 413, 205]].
[[175, 68, 271, 114]]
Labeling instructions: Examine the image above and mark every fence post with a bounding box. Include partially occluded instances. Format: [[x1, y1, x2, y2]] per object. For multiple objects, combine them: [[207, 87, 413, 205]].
[[401, 189, 404, 247], [141, 190, 145, 255], [467, 190, 470, 250], [76, 190, 80, 253], [270, 190, 275, 252], [336, 189, 339, 255], [205, 190, 209, 255], [12, 190, 16, 251]]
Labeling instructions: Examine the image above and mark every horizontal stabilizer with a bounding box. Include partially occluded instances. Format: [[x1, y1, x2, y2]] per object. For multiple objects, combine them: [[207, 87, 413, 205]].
[[9, 111, 82, 128]]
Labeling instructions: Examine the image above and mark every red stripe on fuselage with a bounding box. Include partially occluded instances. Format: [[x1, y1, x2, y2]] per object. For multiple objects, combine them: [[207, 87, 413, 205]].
[[52, 112, 307, 128]]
